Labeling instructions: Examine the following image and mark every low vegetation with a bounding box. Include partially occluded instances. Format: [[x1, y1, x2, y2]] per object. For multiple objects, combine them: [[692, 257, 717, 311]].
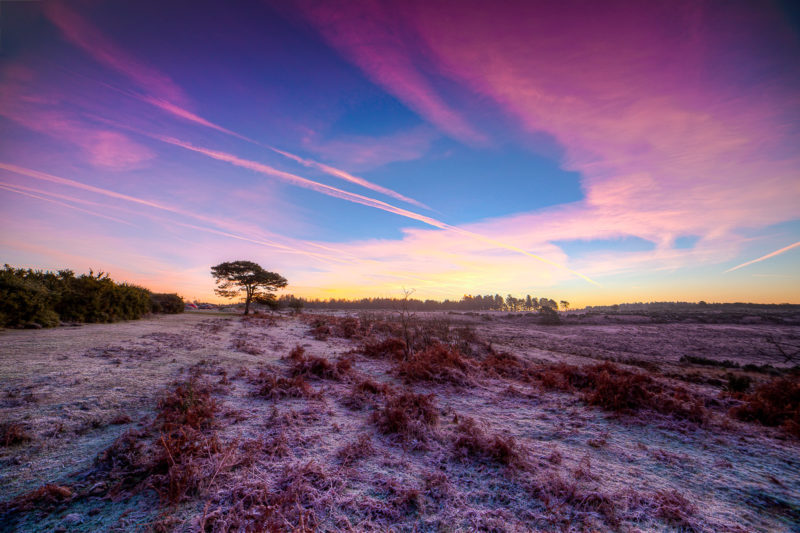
[[0, 264, 182, 328], [537, 361, 707, 422], [2, 308, 798, 531], [730, 375, 800, 436]]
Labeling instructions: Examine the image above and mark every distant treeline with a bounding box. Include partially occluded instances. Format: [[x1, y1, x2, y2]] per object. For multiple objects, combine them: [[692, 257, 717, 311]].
[[0, 265, 183, 328], [584, 301, 800, 312], [276, 293, 566, 312]]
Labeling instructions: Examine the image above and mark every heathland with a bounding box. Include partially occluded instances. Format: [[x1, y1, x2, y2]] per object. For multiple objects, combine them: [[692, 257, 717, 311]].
[[1, 308, 798, 531]]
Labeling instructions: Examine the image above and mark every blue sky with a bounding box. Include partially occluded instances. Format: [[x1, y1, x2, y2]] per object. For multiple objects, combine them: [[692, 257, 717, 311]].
[[0, 0, 798, 305]]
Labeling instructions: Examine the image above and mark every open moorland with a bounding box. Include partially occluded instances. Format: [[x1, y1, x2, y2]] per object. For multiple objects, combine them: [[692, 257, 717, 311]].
[[1, 310, 799, 532]]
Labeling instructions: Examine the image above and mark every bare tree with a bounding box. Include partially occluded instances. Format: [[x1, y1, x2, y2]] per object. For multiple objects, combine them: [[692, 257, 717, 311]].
[[397, 287, 416, 361]]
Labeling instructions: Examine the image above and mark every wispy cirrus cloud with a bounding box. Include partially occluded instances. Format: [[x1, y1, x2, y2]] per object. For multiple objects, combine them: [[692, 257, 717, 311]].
[[301, 126, 436, 172], [293, 1, 799, 279], [0, 182, 135, 226], [44, 1, 188, 106], [267, 146, 429, 209], [295, 0, 486, 145], [44, 1, 429, 209], [156, 135, 599, 285], [0, 161, 355, 266]]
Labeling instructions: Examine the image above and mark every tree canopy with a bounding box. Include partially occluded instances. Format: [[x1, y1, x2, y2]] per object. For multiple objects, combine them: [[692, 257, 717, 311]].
[[210, 261, 287, 315]]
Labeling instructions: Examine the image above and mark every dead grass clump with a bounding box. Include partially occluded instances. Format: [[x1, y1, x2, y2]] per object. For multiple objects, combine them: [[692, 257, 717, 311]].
[[526, 472, 619, 528], [110, 412, 132, 425], [481, 350, 527, 379], [288, 344, 306, 360], [336, 433, 375, 466], [151, 426, 222, 504], [395, 343, 473, 385], [537, 362, 706, 423], [1, 484, 73, 515], [254, 371, 317, 400], [310, 322, 331, 340], [584, 364, 655, 412], [341, 378, 391, 410], [231, 337, 262, 355], [361, 337, 406, 359], [157, 380, 218, 430], [730, 376, 800, 436], [93, 428, 150, 497], [241, 313, 277, 327], [290, 349, 352, 381], [372, 391, 439, 445], [451, 416, 522, 468], [653, 489, 699, 530], [0, 422, 31, 447], [196, 319, 227, 334], [203, 461, 329, 531], [305, 314, 367, 340]]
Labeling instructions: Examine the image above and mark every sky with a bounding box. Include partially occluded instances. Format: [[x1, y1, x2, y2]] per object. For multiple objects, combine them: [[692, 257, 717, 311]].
[[0, 0, 799, 307]]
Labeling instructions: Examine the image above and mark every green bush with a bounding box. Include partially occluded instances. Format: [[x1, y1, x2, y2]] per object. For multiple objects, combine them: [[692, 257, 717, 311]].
[[0, 265, 177, 328], [150, 293, 184, 314]]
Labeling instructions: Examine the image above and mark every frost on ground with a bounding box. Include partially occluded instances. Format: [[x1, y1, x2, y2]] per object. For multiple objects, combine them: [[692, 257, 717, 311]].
[[0, 311, 798, 532]]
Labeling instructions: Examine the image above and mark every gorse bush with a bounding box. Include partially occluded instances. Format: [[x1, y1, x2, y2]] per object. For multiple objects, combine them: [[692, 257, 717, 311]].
[[150, 293, 184, 314], [0, 265, 182, 328]]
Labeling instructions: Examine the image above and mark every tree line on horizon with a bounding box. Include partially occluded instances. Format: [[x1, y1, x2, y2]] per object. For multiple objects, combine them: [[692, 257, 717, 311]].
[[273, 293, 567, 312]]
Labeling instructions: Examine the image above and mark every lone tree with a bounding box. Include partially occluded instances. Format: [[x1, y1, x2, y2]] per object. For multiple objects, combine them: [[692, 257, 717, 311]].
[[210, 261, 287, 315]]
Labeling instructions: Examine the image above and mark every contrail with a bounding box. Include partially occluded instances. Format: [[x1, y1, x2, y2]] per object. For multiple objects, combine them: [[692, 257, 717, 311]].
[[266, 147, 430, 209], [0, 163, 457, 289], [724, 241, 800, 273], [158, 137, 600, 286], [47, 1, 429, 209], [0, 162, 356, 266], [0, 182, 134, 226]]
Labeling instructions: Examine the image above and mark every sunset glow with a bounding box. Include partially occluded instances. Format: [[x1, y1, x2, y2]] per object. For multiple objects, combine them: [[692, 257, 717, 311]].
[[1, 1, 798, 305]]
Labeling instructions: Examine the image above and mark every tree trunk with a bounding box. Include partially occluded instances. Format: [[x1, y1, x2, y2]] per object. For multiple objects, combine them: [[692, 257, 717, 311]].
[[244, 292, 251, 315]]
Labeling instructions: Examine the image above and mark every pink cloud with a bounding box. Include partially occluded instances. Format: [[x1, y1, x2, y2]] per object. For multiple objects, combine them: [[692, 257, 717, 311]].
[[301, 126, 436, 172], [405, 1, 800, 241], [0, 64, 155, 170]]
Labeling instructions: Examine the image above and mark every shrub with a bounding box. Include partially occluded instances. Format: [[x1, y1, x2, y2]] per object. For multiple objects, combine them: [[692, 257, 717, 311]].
[[395, 343, 473, 385], [730, 376, 800, 436], [725, 373, 751, 393], [372, 392, 439, 445], [538, 306, 561, 325], [0, 265, 171, 327], [680, 355, 739, 368], [150, 293, 184, 314]]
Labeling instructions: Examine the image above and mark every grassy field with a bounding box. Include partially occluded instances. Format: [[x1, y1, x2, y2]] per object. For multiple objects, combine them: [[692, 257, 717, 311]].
[[1, 311, 798, 532]]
